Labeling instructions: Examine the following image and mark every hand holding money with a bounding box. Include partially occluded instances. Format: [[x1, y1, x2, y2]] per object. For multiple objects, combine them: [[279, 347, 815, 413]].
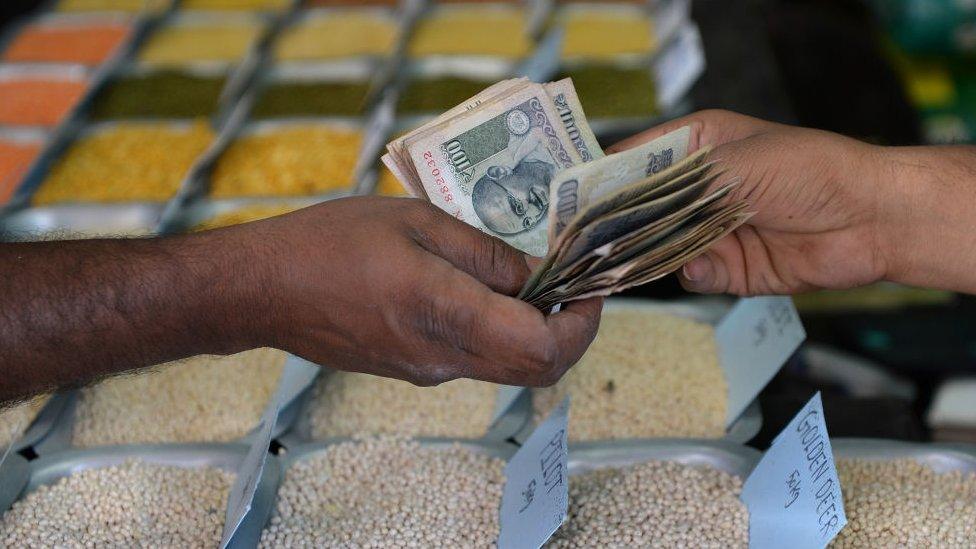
[[383, 78, 751, 309]]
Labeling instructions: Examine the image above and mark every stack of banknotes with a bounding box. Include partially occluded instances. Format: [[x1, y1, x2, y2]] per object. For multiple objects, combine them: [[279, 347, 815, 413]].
[[383, 77, 751, 309]]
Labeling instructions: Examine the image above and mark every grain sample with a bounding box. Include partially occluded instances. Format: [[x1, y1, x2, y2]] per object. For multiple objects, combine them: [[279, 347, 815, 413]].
[[0, 76, 87, 127], [0, 138, 42, 204], [183, 0, 289, 9], [71, 348, 286, 446], [138, 21, 262, 66], [3, 22, 130, 65], [533, 308, 727, 441], [398, 75, 495, 114], [260, 437, 504, 547], [308, 373, 497, 439], [833, 458, 976, 547], [56, 0, 170, 13], [90, 71, 227, 119], [0, 460, 233, 547], [0, 395, 49, 448], [251, 80, 370, 118], [560, 64, 657, 118], [375, 165, 407, 196], [210, 124, 360, 198], [273, 11, 396, 61], [409, 6, 531, 58], [34, 121, 214, 204], [561, 7, 655, 59], [548, 461, 748, 547], [193, 203, 300, 231]]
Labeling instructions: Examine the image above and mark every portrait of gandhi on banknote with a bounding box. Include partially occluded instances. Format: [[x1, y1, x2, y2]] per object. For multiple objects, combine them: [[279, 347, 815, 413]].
[[468, 109, 555, 235]]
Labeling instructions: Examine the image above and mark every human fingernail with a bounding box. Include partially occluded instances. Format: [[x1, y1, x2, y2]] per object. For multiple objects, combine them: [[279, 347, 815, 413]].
[[682, 255, 714, 288]]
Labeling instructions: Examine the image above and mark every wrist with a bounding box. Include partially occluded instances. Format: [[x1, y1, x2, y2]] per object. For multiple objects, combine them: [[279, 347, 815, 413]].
[[873, 145, 976, 293], [167, 227, 280, 353]]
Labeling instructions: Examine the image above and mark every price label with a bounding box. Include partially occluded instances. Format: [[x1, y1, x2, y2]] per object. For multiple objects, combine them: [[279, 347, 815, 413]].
[[498, 397, 569, 549], [716, 296, 806, 427], [741, 392, 847, 549], [220, 405, 274, 549], [219, 355, 320, 548]]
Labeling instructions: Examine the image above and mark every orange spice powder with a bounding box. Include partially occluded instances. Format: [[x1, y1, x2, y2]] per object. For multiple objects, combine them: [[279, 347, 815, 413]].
[[0, 79, 88, 126], [3, 24, 130, 65], [0, 140, 41, 205]]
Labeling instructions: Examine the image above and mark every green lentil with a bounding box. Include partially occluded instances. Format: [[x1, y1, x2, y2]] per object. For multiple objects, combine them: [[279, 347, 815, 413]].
[[90, 71, 227, 120], [397, 76, 494, 115], [251, 81, 369, 119], [561, 64, 658, 118]]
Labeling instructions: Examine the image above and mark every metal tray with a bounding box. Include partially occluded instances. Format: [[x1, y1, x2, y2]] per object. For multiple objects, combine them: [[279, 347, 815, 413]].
[[516, 297, 763, 445], [1, 10, 166, 213], [160, 196, 327, 234], [0, 203, 163, 241], [0, 443, 279, 549], [832, 438, 976, 474], [276, 371, 533, 449], [11, 392, 73, 453], [566, 438, 762, 479], [33, 370, 311, 456]]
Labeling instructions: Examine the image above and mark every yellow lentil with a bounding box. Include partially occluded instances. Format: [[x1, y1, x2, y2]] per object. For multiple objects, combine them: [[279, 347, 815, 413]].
[[409, 7, 532, 58], [561, 8, 656, 59], [34, 121, 214, 205], [211, 124, 361, 198], [193, 203, 301, 231], [182, 0, 288, 10], [375, 166, 407, 196], [138, 23, 262, 66], [56, 0, 170, 13], [274, 12, 397, 61]]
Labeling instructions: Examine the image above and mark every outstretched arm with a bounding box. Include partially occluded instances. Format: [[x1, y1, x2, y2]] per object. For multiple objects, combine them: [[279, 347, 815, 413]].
[[0, 197, 602, 404], [612, 110, 976, 296]]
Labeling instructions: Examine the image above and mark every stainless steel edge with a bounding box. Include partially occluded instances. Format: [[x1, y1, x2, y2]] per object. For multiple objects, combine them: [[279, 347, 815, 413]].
[[832, 438, 976, 474], [0, 453, 30, 515], [12, 392, 73, 453], [566, 438, 762, 479]]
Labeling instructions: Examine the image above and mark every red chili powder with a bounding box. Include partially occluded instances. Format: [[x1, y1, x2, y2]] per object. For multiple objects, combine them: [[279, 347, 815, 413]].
[[0, 140, 41, 205], [0, 79, 88, 126], [3, 24, 130, 65]]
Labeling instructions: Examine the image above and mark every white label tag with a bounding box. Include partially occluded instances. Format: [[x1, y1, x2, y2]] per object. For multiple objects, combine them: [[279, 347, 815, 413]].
[[652, 22, 705, 111], [498, 396, 570, 549], [717, 296, 806, 427], [274, 355, 322, 409], [220, 404, 274, 549], [741, 392, 847, 549], [219, 355, 320, 548]]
